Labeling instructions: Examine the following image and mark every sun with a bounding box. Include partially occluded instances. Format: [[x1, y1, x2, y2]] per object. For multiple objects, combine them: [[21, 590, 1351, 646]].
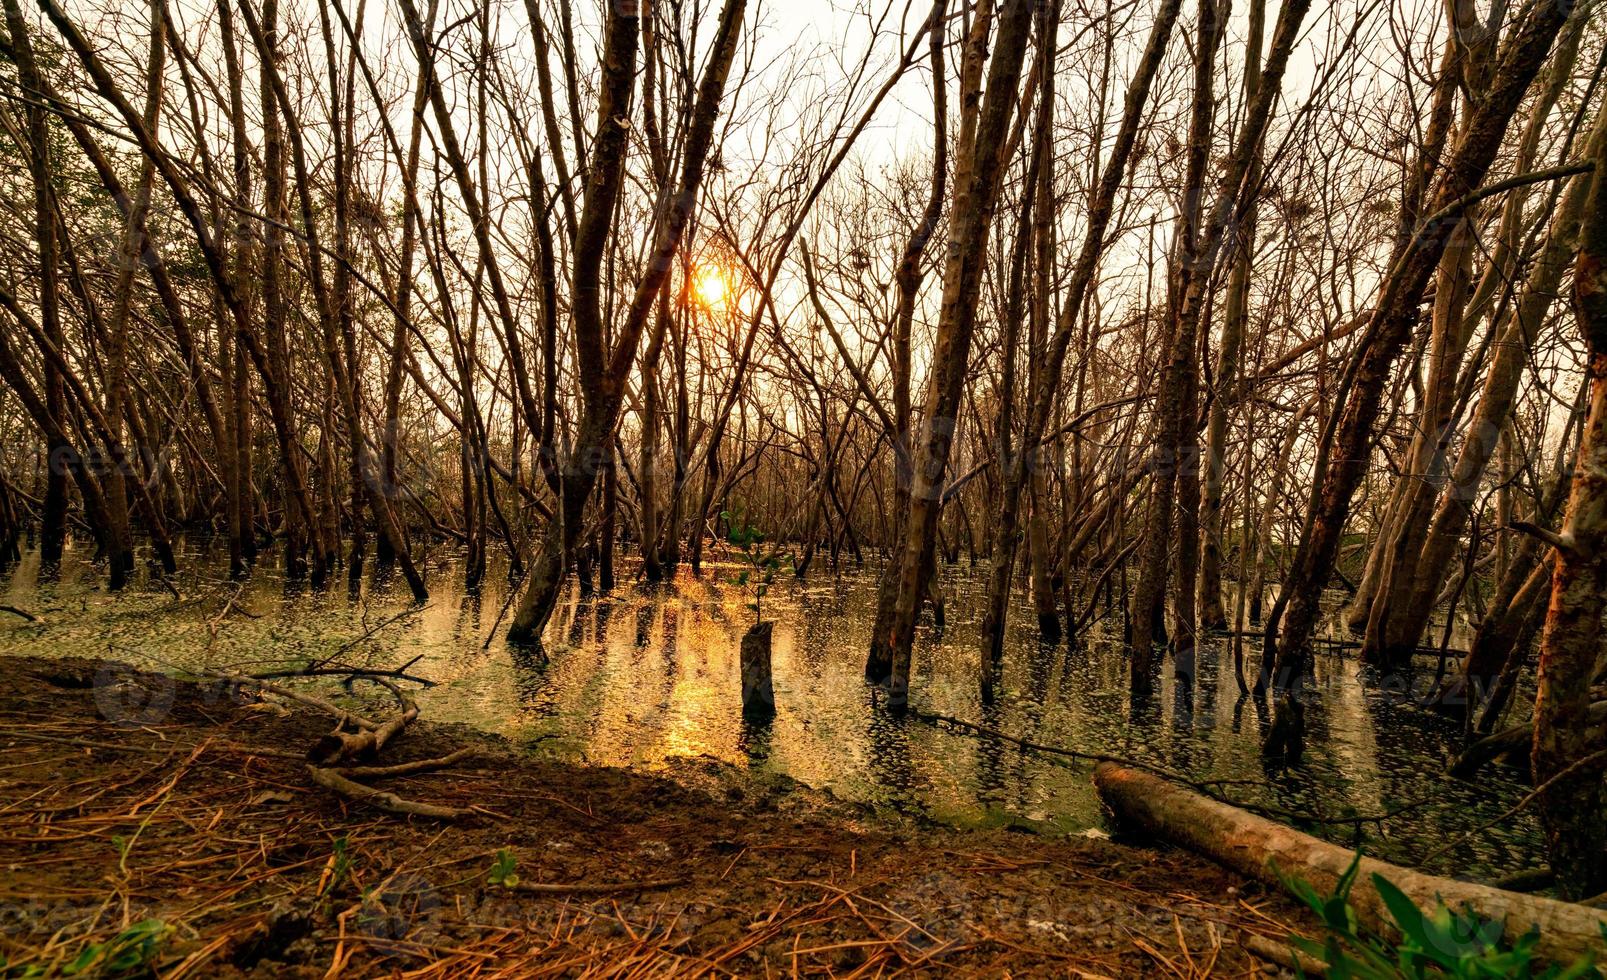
[[694, 266, 728, 308]]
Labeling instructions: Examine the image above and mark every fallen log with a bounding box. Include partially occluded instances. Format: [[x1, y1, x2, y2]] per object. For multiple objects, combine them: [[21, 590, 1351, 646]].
[[1093, 762, 1607, 965]]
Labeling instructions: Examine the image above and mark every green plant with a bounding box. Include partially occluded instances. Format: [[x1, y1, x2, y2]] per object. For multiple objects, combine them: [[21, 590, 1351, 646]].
[[721, 507, 790, 625], [61, 919, 167, 977], [487, 848, 519, 889], [319, 835, 352, 900], [1280, 853, 1603, 979], [0, 955, 49, 979]]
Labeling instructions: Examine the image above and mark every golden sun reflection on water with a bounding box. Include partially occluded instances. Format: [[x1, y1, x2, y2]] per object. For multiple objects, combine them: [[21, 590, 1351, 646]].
[[0, 544, 1547, 881]]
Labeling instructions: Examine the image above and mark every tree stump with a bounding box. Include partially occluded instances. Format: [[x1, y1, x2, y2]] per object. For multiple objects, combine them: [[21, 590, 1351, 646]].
[[740, 621, 775, 719]]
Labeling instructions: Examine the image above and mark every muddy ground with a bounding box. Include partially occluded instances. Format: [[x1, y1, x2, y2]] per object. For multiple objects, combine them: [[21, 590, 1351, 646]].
[[0, 655, 1312, 977]]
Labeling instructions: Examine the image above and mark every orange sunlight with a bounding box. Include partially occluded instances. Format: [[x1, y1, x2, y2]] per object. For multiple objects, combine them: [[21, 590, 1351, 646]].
[[694, 266, 729, 308]]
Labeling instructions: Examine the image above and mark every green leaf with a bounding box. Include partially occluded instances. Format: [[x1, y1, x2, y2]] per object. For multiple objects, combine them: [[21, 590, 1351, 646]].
[[488, 848, 519, 888], [64, 946, 102, 976], [1371, 874, 1430, 953]]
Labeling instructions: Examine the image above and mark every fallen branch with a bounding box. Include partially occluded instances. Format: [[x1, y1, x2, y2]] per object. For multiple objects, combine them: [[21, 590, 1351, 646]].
[[311, 606, 428, 669], [207, 584, 259, 640], [306, 764, 468, 820], [251, 663, 436, 688], [509, 877, 687, 895], [308, 687, 418, 764], [336, 747, 477, 780], [1093, 762, 1607, 965], [0, 604, 37, 621], [200, 668, 381, 731]]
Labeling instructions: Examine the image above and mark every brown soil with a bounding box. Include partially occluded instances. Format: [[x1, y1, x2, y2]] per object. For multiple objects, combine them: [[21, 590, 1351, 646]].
[[0, 655, 1309, 977]]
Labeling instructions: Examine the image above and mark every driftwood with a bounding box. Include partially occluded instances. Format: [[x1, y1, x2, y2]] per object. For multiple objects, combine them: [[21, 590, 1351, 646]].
[[1093, 762, 1607, 965], [211, 665, 467, 820]]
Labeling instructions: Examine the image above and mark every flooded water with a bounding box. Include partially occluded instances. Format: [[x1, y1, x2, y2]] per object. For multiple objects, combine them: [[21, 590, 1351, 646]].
[[0, 538, 1541, 882]]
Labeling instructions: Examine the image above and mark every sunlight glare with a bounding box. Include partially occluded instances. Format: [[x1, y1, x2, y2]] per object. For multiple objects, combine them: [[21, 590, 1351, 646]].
[[695, 267, 728, 308]]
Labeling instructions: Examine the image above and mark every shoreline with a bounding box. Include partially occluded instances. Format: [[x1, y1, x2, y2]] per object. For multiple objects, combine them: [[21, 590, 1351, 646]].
[[0, 654, 1308, 976]]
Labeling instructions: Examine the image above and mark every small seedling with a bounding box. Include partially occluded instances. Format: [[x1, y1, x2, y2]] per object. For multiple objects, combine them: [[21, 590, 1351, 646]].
[[62, 919, 167, 976], [721, 506, 792, 625], [318, 836, 352, 900], [487, 849, 519, 889]]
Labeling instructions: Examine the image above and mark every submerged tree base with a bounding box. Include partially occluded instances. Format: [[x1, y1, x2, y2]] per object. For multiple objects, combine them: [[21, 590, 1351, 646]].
[[0, 655, 1317, 976]]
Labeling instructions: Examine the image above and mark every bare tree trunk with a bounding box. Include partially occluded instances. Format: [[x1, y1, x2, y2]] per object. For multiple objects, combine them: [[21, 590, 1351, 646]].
[[640, 291, 671, 582], [1262, 0, 1572, 763], [1530, 102, 1607, 900], [1198, 0, 1265, 632], [215, 0, 254, 576], [4, 0, 68, 565], [600, 434, 617, 593], [1131, 0, 1225, 691], [865, 0, 948, 684], [881, 0, 1036, 706], [1377, 85, 1605, 667], [973, 0, 1183, 677], [245, 0, 428, 601], [256, 0, 319, 583], [376, 31, 431, 571], [979, 31, 1049, 679], [508, 0, 748, 644], [98, 8, 164, 588]]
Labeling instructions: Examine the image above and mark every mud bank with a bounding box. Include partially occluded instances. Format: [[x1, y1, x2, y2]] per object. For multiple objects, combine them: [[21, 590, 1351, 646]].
[[0, 656, 1309, 976]]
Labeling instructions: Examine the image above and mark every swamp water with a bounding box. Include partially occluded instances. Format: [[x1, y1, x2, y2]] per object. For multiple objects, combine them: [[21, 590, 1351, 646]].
[[0, 540, 1541, 882]]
